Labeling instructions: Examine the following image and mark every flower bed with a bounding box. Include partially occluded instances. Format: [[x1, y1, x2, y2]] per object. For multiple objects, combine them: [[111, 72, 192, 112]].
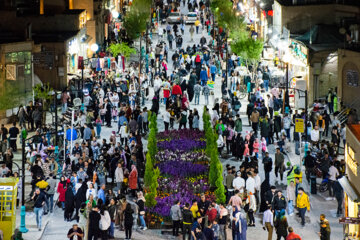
[[147, 129, 214, 222]]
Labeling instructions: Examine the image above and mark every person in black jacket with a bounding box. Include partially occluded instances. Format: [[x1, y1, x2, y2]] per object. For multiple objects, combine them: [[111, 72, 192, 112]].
[[32, 188, 47, 231], [88, 205, 101, 240], [271, 190, 287, 217], [64, 186, 75, 221], [265, 186, 276, 207], [262, 152, 272, 182], [182, 203, 194, 240], [74, 181, 87, 222], [304, 151, 316, 183], [124, 203, 134, 240]]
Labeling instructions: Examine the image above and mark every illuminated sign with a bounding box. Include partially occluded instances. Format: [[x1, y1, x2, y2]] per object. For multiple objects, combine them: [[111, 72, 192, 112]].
[[346, 145, 358, 176]]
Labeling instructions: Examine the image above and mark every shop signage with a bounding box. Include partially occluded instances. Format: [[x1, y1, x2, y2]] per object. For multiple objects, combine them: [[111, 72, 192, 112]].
[[290, 41, 308, 65], [295, 118, 304, 133], [339, 217, 360, 224], [346, 145, 358, 176]]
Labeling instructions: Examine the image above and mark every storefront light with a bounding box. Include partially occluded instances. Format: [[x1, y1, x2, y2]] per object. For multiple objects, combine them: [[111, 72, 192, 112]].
[[68, 39, 78, 55], [90, 43, 99, 52], [112, 10, 119, 18]]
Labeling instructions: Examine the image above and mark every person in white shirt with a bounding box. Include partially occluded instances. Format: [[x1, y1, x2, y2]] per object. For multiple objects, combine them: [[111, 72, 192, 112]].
[[328, 161, 339, 198], [253, 169, 261, 207], [263, 205, 274, 240], [246, 172, 256, 195], [310, 126, 320, 143], [163, 108, 171, 131], [115, 162, 124, 193], [86, 183, 97, 200], [232, 172, 245, 195]]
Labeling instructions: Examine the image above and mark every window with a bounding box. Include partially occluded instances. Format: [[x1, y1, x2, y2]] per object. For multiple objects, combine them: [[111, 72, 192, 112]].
[[347, 70, 359, 87]]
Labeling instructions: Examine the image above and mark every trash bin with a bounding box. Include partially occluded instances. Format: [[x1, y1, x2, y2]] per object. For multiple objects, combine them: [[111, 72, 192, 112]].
[[310, 175, 317, 194]]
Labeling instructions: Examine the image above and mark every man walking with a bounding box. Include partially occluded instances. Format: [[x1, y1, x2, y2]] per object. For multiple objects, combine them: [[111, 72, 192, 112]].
[[296, 188, 310, 226], [115, 162, 124, 192], [193, 81, 202, 105], [32, 188, 47, 231], [263, 205, 274, 240], [9, 122, 19, 152], [182, 203, 193, 240], [170, 200, 182, 236], [167, 32, 174, 49], [263, 152, 273, 182], [274, 148, 285, 183], [319, 214, 331, 240], [46, 174, 57, 213], [189, 25, 195, 41]]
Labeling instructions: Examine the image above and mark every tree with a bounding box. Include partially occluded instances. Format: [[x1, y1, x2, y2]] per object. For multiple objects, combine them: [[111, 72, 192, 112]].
[[0, 82, 29, 111], [203, 107, 226, 203], [231, 37, 264, 87], [144, 112, 159, 208], [107, 42, 137, 58], [124, 0, 152, 40]]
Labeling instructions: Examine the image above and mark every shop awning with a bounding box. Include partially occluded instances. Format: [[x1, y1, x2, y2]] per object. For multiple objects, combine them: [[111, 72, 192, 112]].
[[339, 176, 360, 203]]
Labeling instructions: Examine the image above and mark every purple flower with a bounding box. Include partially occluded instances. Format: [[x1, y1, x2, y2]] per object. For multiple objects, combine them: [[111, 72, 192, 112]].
[[158, 161, 208, 177]]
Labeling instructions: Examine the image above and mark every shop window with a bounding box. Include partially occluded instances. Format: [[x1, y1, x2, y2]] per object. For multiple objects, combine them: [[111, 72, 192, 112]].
[[347, 70, 359, 87]]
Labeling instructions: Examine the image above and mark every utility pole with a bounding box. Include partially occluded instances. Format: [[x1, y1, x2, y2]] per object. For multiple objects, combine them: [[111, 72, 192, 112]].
[[54, 93, 58, 146]]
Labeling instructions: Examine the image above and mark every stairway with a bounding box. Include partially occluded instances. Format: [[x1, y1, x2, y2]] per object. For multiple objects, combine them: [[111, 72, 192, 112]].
[[336, 96, 360, 125]]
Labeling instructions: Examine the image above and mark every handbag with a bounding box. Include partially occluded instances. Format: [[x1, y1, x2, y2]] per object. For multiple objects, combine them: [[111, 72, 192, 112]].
[[244, 203, 249, 212]]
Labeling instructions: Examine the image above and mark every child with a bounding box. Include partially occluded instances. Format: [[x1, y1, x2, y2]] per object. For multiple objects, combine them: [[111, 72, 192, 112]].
[[261, 137, 267, 158], [212, 219, 220, 240], [112, 106, 118, 122]]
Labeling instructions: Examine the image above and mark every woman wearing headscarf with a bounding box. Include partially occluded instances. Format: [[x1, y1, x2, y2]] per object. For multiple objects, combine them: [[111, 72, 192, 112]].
[[64, 184, 75, 221], [136, 191, 147, 230], [232, 210, 247, 240], [129, 165, 138, 197], [57, 176, 67, 210], [274, 209, 288, 240], [74, 181, 88, 221], [246, 192, 257, 227], [124, 203, 134, 240], [260, 179, 271, 213]]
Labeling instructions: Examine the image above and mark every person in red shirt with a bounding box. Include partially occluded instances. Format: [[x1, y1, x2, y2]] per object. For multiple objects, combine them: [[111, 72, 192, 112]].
[[206, 205, 218, 223], [286, 227, 302, 240], [171, 83, 182, 97]]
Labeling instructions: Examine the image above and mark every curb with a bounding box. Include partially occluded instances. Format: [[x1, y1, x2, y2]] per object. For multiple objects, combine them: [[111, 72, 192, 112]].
[[37, 219, 50, 240]]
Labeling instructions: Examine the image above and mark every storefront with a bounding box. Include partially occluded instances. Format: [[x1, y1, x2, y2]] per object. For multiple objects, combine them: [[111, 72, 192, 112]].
[[341, 124, 360, 239], [66, 28, 90, 75]]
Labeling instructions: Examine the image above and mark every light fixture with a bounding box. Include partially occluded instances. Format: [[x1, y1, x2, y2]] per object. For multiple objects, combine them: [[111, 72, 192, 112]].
[[112, 10, 119, 18], [90, 43, 99, 52]]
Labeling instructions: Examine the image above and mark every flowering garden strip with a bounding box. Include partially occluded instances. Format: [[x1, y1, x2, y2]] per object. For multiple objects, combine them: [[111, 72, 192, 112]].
[[157, 138, 206, 152], [147, 129, 214, 221], [158, 160, 208, 177], [155, 150, 208, 164], [157, 129, 205, 141]]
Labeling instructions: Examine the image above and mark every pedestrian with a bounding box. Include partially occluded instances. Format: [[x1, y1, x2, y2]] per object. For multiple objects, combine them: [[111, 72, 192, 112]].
[[274, 148, 285, 183], [272, 190, 287, 218], [286, 227, 302, 240], [67, 223, 84, 240], [88, 205, 101, 240], [318, 214, 331, 240], [203, 221, 215, 240], [99, 206, 111, 240], [115, 162, 124, 193], [124, 203, 134, 240], [286, 181, 296, 216], [46, 174, 57, 213], [263, 205, 274, 240], [246, 192, 256, 226], [8, 122, 19, 152], [129, 165, 138, 197], [64, 185, 75, 221], [167, 32, 174, 49], [333, 179, 343, 216], [182, 202, 193, 240], [296, 188, 310, 226], [170, 200, 182, 236], [136, 191, 147, 230], [57, 176, 67, 210], [32, 188, 46, 231], [274, 209, 288, 240], [189, 24, 195, 41]]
